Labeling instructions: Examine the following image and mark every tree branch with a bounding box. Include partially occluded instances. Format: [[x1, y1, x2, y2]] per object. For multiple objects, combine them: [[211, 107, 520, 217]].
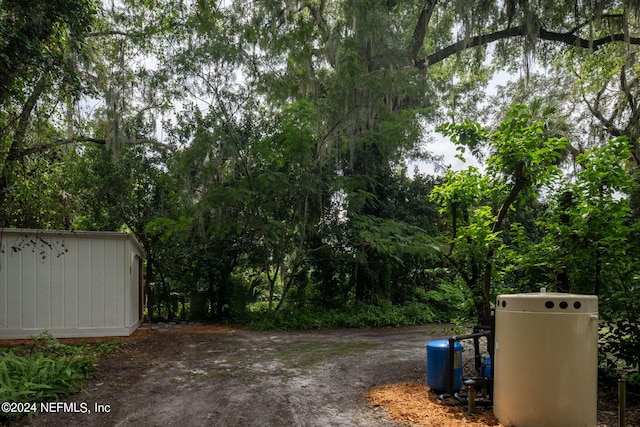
[[88, 30, 131, 37], [481, 163, 527, 323], [583, 90, 624, 138], [620, 61, 638, 119], [492, 163, 527, 234], [415, 24, 640, 68], [408, 0, 438, 63], [0, 76, 49, 226], [8, 136, 176, 160], [5, 76, 49, 161]]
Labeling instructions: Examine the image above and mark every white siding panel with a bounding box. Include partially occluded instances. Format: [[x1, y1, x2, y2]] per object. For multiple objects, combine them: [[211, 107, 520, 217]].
[[77, 238, 92, 327], [103, 240, 118, 327], [0, 249, 15, 328], [134, 256, 141, 324], [116, 241, 126, 326], [134, 254, 141, 324], [1, 244, 12, 329], [90, 239, 105, 328], [36, 251, 51, 329], [64, 237, 78, 328], [6, 251, 21, 329], [21, 244, 37, 330], [0, 229, 144, 339], [50, 241, 66, 329]]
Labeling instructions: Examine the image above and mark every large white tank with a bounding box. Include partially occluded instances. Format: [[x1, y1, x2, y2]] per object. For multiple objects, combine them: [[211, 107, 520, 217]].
[[493, 292, 598, 427]]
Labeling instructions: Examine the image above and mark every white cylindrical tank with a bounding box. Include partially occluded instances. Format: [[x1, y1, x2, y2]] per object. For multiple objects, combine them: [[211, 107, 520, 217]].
[[493, 292, 598, 427]]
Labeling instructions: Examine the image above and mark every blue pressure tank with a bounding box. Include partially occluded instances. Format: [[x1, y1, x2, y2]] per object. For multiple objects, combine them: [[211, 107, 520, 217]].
[[426, 339, 463, 391], [482, 356, 491, 377]]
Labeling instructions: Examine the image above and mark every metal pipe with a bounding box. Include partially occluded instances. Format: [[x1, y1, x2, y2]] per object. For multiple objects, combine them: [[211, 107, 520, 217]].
[[467, 385, 476, 414], [452, 331, 491, 341], [473, 336, 481, 373], [448, 337, 455, 397], [447, 330, 493, 396]]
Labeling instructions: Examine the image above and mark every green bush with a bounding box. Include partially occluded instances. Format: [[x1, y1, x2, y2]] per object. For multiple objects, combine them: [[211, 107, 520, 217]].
[[0, 332, 120, 422], [243, 301, 439, 331], [599, 320, 640, 375], [0, 351, 85, 402], [410, 280, 470, 323]]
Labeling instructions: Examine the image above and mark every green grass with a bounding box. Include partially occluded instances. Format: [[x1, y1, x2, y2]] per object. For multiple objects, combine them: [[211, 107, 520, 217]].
[[277, 340, 379, 370]]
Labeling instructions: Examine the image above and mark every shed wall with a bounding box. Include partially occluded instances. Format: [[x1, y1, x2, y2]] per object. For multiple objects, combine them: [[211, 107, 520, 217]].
[[0, 229, 144, 339]]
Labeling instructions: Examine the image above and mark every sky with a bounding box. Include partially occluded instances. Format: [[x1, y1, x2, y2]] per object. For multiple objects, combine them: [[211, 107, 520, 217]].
[[410, 69, 514, 176]]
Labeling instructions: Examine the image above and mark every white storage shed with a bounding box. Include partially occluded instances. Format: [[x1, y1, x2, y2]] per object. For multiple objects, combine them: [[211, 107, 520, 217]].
[[0, 228, 145, 339]]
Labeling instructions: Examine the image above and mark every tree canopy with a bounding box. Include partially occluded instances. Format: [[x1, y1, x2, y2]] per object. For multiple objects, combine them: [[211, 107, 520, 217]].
[[1, 0, 639, 373]]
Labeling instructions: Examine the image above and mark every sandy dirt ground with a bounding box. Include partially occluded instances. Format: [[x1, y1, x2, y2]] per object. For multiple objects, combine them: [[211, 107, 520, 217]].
[[8, 323, 636, 427], [13, 323, 456, 426]]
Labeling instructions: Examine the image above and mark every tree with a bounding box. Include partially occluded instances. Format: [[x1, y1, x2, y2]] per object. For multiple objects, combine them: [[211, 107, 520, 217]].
[[510, 137, 639, 371], [0, 0, 97, 227], [431, 104, 566, 323], [563, 139, 638, 369], [0, 0, 180, 228], [4, 0, 640, 321]]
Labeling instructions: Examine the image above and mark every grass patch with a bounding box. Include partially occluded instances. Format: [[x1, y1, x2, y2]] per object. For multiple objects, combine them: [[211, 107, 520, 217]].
[[277, 340, 379, 370]]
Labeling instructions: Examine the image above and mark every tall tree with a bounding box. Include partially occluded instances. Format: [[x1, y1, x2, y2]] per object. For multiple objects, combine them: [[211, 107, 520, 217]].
[[432, 104, 567, 323], [0, 0, 96, 227]]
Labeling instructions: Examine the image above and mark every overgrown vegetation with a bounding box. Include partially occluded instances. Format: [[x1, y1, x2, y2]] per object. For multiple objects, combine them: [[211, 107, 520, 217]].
[[0, 332, 121, 422], [1, 0, 640, 381], [246, 302, 438, 331]]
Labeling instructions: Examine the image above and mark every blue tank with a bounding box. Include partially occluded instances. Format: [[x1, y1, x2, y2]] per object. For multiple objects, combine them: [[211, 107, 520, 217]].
[[426, 339, 463, 391], [482, 356, 491, 377]]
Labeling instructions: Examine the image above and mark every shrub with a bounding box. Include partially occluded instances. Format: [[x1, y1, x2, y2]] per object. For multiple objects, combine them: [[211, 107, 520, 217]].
[[0, 332, 120, 422], [244, 301, 438, 331]]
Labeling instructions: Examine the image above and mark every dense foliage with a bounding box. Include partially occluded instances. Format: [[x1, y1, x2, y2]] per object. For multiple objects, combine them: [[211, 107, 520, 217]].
[[0, 332, 120, 422], [1, 0, 639, 375]]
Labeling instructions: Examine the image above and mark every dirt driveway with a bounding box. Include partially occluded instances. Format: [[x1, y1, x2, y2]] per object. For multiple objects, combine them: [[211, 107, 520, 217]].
[[19, 323, 455, 427]]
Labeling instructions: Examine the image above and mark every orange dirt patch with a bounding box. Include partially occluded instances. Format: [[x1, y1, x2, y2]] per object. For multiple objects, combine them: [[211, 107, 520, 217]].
[[0, 333, 143, 348], [367, 383, 503, 427], [153, 324, 241, 334], [0, 323, 240, 348]]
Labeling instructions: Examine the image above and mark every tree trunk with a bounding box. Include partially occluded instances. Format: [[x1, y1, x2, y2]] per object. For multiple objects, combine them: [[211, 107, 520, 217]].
[[481, 165, 527, 324], [0, 76, 48, 227], [266, 264, 279, 311], [145, 257, 155, 319]]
